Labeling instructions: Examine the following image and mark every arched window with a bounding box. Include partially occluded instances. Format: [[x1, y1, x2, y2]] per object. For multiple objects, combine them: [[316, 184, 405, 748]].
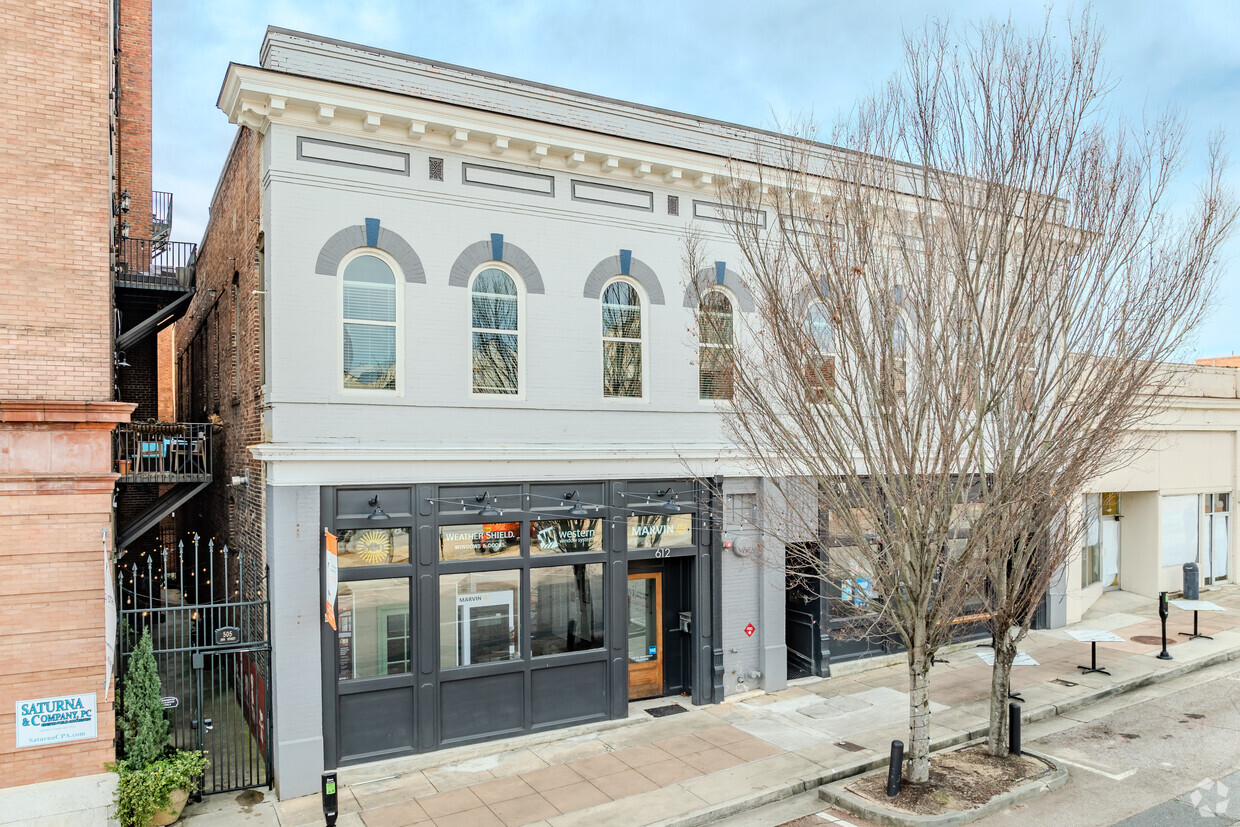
[[699, 290, 734, 400], [342, 253, 398, 391], [806, 302, 835, 403], [470, 267, 521, 395], [602, 279, 643, 398]]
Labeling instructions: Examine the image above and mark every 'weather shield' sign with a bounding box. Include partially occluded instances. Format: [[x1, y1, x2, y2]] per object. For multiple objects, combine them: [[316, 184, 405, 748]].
[[15, 693, 97, 748]]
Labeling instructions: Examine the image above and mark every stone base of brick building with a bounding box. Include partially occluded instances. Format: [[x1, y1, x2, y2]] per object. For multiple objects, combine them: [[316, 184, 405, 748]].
[[0, 771, 116, 825]]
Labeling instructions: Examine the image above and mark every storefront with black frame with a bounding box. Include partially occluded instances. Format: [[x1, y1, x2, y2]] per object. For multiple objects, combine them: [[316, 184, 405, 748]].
[[319, 478, 724, 768]]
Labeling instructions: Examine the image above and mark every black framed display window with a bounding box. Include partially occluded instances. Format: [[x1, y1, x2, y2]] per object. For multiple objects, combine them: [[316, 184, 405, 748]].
[[322, 478, 722, 767]]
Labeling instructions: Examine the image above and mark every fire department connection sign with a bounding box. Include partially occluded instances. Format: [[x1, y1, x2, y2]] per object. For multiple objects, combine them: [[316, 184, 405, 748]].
[[15, 693, 97, 748]]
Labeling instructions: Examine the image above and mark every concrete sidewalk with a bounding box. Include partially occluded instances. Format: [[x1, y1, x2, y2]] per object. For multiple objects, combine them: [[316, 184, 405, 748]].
[[179, 586, 1240, 827]]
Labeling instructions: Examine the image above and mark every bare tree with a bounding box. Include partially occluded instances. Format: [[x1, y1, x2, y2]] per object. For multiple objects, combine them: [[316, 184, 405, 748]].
[[691, 10, 1235, 783]]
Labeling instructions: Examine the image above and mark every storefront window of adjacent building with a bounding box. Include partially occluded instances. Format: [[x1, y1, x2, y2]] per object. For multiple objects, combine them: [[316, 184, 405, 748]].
[[626, 513, 693, 549], [1081, 494, 1102, 588], [336, 527, 410, 568], [471, 268, 520, 394], [337, 578, 410, 680], [531, 519, 603, 553], [1160, 494, 1199, 567], [698, 290, 734, 400], [1205, 493, 1229, 582], [826, 505, 881, 619], [342, 254, 397, 390], [602, 279, 643, 398], [530, 564, 605, 655], [440, 570, 520, 667], [439, 523, 521, 561], [806, 302, 836, 403]]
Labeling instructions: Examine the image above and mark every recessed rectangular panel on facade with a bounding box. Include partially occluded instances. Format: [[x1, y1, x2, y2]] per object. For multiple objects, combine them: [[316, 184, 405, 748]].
[[462, 163, 555, 196], [570, 180, 654, 211], [297, 137, 410, 174], [693, 199, 767, 228]]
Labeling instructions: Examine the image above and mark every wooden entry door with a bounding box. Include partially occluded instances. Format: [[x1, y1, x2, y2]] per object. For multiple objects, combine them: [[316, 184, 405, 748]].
[[627, 572, 663, 700]]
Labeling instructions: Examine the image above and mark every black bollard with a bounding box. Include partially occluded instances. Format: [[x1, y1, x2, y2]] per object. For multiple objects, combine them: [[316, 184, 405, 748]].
[[1157, 591, 1173, 660], [887, 740, 904, 797], [1008, 701, 1021, 756]]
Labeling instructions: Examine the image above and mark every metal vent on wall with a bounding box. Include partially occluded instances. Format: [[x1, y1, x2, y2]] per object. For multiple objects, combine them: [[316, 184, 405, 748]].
[[429, 157, 444, 181], [668, 195, 679, 216]]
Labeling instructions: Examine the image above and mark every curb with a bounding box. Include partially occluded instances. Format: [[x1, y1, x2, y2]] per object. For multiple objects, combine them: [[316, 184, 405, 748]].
[[659, 642, 1240, 827], [817, 745, 1068, 827]]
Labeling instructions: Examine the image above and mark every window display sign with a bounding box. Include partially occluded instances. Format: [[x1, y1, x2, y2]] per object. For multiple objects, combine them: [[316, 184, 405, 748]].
[[532, 519, 603, 554], [337, 527, 410, 567], [16, 693, 97, 748], [439, 523, 521, 560], [626, 513, 693, 549]]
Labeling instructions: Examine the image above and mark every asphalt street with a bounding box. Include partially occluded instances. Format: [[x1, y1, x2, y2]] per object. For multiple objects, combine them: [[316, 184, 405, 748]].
[[978, 658, 1240, 826]]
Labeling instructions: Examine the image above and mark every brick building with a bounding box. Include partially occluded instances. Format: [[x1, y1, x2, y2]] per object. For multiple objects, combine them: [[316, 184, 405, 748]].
[[0, 0, 199, 803]]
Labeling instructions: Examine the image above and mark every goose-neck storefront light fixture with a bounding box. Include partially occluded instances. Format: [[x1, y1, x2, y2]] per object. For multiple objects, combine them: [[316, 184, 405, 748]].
[[367, 495, 390, 521], [476, 491, 502, 518]]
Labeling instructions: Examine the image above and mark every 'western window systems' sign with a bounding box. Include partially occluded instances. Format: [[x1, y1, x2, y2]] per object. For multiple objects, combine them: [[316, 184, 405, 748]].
[[15, 693, 97, 748]]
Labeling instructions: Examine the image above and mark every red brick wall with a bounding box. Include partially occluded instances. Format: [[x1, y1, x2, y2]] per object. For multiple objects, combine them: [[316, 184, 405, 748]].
[[0, 402, 133, 788], [116, 0, 153, 241], [176, 128, 266, 567], [0, 0, 113, 400]]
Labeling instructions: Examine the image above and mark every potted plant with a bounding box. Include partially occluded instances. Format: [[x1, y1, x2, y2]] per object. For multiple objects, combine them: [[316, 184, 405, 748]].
[[108, 628, 207, 827]]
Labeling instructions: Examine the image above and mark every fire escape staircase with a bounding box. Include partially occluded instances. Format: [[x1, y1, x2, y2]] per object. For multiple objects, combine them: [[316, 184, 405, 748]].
[[113, 192, 212, 554]]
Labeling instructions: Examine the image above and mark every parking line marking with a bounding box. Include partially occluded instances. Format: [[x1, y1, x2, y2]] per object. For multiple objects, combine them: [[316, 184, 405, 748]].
[[1051, 754, 1138, 781]]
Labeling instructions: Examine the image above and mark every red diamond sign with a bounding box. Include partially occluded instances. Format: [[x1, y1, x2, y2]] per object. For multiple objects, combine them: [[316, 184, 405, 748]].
[[744, 623, 756, 637]]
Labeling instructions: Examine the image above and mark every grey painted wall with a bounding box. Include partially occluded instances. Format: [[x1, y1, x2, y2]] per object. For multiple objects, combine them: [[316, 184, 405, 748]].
[[266, 484, 325, 799]]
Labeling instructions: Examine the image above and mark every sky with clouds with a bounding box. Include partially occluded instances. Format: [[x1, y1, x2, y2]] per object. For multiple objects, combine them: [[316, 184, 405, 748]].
[[154, 1, 1240, 358]]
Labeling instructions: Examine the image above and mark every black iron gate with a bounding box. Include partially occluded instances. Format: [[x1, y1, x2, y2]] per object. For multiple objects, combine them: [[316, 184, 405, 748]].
[[117, 536, 272, 794]]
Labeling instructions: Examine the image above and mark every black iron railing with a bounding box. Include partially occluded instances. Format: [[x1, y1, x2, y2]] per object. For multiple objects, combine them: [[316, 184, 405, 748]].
[[152, 191, 173, 245], [115, 421, 212, 482], [115, 238, 196, 290]]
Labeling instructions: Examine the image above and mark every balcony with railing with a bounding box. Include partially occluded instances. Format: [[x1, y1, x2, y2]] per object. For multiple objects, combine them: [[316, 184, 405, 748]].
[[114, 238, 196, 291], [114, 422, 213, 483], [152, 191, 173, 246]]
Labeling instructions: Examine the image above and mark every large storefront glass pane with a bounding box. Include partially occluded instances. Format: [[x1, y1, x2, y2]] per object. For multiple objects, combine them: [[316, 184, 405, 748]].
[[530, 564, 604, 656], [626, 513, 693, 549], [337, 578, 410, 681], [440, 570, 521, 667], [337, 527, 410, 568], [531, 519, 604, 554], [439, 523, 521, 561], [1160, 495, 1199, 567]]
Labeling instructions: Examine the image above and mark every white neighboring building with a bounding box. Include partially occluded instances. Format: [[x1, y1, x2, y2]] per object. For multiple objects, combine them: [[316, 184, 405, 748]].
[[1069, 365, 1239, 620]]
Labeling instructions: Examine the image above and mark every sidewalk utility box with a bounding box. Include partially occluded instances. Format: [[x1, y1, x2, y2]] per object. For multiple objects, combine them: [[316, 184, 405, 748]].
[[1183, 562, 1200, 601]]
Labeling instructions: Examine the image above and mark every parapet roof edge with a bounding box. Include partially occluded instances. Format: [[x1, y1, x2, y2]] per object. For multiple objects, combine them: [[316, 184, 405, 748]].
[[258, 25, 852, 162]]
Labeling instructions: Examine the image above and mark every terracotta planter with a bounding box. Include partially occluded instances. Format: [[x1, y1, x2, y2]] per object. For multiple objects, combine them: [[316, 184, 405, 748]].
[[147, 789, 189, 827], [117, 459, 131, 475]]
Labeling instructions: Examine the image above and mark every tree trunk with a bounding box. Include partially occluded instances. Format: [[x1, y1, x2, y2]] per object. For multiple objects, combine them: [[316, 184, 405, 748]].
[[907, 655, 932, 782], [987, 628, 1018, 755]]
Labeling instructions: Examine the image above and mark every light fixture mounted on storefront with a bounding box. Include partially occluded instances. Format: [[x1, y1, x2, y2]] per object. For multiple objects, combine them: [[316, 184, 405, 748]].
[[657, 488, 682, 513], [475, 491, 502, 518], [118, 190, 131, 214], [366, 495, 389, 521], [564, 491, 589, 517]]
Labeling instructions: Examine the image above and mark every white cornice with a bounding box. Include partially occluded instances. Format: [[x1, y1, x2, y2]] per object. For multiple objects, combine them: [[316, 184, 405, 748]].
[[219, 64, 764, 195]]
